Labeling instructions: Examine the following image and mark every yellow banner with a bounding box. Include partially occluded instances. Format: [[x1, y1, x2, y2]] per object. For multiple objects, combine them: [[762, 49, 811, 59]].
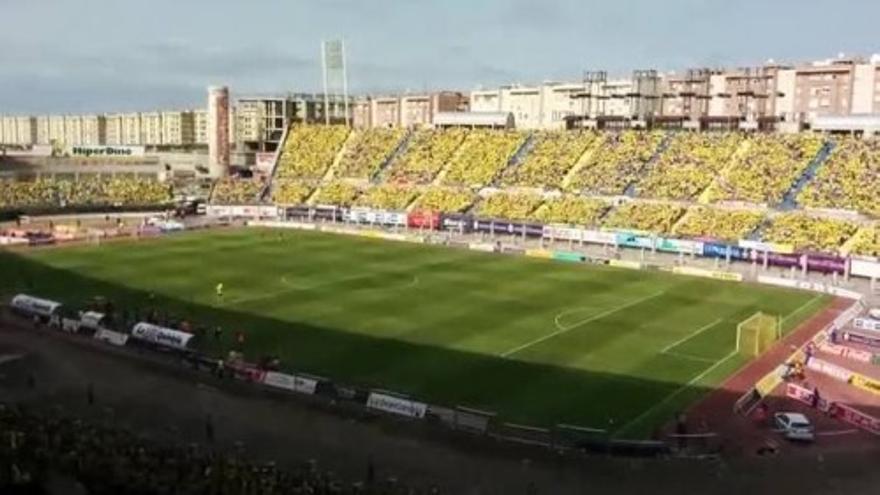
[[609, 259, 642, 270], [851, 374, 880, 396], [755, 370, 783, 397], [525, 249, 553, 259]]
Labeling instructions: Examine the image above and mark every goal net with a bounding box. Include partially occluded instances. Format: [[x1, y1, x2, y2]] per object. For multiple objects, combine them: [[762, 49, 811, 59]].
[[736, 312, 781, 358]]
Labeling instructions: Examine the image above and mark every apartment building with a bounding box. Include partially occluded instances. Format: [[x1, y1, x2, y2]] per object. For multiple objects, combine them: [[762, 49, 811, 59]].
[[0, 116, 36, 145], [81, 115, 106, 145], [104, 114, 124, 145], [351, 91, 467, 129], [141, 112, 163, 145], [160, 111, 195, 145], [122, 113, 143, 145]]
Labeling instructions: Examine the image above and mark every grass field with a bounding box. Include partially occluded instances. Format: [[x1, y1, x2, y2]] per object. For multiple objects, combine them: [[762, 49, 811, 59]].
[[0, 228, 831, 437]]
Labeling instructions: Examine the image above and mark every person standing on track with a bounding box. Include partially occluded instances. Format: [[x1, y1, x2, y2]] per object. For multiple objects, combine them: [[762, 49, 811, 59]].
[[215, 282, 224, 302]]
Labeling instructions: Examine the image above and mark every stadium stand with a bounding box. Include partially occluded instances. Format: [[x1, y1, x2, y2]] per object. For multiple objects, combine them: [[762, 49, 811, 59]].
[[672, 206, 765, 241], [311, 180, 361, 207], [387, 128, 468, 184], [763, 213, 859, 252], [474, 192, 544, 221], [210, 178, 264, 205], [847, 225, 880, 257], [0, 404, 425, 494], [271, 181, 312, 205], [602, 202, 686, 234], [0, 177, 171, 209], [798, 137, 880, 216], [334, 128, 406, 179], [636, 132, 743, 200], [274, 125, 350, 181], [354, 184, 418, 210], [411, 187, 476, 213], [705, 134, 823, 205], [501, 131, 598, 189], [441, 130, 527, 187], [530, 195, 608, 226], [568, 131, 664, 195]]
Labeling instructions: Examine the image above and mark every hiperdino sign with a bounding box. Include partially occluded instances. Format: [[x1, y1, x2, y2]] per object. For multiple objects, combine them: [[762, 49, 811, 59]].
[[67, 145, 146, 157]]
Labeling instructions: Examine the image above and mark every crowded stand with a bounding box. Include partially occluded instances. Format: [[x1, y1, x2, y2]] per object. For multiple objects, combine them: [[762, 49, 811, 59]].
[[672, 206, 764, 241], [274, 125, 350, 181], [0, 177, 171, 210], [354, 184, 418, 210], [530, 195, 608, 226], [334, 128, 406, 179], [474, 192, 544, 221], [707, 134, 823, 204], [0, 404, 427, 494], [501, 131, 598, 189], [311, 181, 361, 207], [271, 181, 312, 205], [387, 129, 468, 184], [441, 130, 527, 187], [210, 178, 264, 205], [847, 225, 880, 257], [636, 132, 743, 200], [797, 137, 880, 216], [602, 201, 686, 234], [763, 213, 859, 252], [568, 131, 664, 195], [411, 187, 476, 213]]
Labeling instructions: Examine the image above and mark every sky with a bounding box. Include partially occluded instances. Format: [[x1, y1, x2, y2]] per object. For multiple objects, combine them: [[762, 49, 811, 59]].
[[0, 0, 878, 114]]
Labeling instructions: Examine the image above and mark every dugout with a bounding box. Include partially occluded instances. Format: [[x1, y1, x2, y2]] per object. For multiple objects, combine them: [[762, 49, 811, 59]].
[[130, 322, 195, 352], [10, 294, 65, 324]]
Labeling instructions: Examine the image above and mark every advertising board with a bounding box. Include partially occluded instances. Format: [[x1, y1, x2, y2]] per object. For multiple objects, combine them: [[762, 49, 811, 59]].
[[366, 392, 427, 419], [262, 371, 318, 395], [130, 322, 194, 351]]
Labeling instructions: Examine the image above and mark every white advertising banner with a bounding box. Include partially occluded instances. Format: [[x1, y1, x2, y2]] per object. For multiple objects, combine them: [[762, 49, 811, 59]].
[[344, 208, 407, 226], [805, 357, 854, 382], [851, 257, 880, 280], [10, 294, 62, 317], [67, 145, 145, 157], [366, 392, 427, 419], [93, 329, 129, 347], [468, 242, 496, 253], [0, 236, 28, 245], [262, 371, 318, 395], [756, 276, 863, 300], [131, 322, 194, 350], [854, 318, 880, 334]]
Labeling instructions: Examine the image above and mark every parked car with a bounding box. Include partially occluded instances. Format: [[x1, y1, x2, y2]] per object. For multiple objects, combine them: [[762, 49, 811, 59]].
[[774, 412, 815, 442]]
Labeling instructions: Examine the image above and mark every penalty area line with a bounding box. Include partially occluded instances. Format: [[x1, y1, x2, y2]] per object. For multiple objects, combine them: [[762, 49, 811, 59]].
[[500, 290, 666, 358], [781, 293, 824, 326], [615, 350, 738, 437], [660, 318, 724, 353]]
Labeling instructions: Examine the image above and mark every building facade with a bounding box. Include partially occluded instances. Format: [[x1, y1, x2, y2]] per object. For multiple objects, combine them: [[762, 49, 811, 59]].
[[351, 91, 467, 129]]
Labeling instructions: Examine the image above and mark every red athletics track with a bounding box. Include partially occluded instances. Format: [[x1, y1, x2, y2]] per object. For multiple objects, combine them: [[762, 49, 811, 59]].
[[683, 297, 852, 455]]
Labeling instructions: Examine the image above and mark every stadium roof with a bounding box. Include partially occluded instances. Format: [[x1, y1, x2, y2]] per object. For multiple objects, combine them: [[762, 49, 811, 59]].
[[433, 111, 514, 128]]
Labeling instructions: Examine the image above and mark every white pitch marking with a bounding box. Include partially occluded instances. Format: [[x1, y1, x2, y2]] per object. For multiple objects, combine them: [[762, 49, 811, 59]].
[[0, 354, 24, 366], [781, 293, 824, 325], [615, 350, 738, 437], [662, 351, 719, 364], [661, 318, 724, 353], [500, 291, 666, 358]]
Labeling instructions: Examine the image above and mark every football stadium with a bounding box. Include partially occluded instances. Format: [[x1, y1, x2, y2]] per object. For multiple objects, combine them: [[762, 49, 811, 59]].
[[5, 22, 880, 492]]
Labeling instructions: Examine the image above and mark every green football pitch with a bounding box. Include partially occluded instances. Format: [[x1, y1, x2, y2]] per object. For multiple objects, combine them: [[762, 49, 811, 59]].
[[0, 228, 830, 437]]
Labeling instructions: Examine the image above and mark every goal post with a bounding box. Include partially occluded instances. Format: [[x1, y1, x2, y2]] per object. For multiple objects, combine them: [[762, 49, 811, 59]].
[[736, 312, 781, 358]]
